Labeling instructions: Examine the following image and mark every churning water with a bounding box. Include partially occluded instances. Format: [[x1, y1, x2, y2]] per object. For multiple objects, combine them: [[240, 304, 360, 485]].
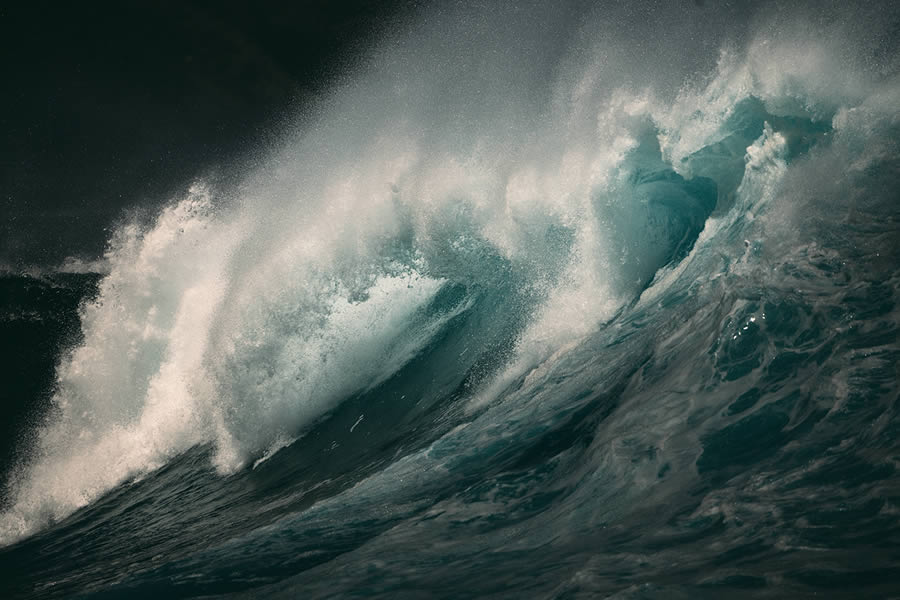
[[1, 2, 899, 598]]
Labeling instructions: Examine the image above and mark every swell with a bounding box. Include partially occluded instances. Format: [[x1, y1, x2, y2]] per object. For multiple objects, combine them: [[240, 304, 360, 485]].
[[1, 7, 898, 591]]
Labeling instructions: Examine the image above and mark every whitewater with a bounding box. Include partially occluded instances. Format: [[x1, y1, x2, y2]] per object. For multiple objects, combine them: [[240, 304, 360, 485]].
[[1, 1, 899, 597]]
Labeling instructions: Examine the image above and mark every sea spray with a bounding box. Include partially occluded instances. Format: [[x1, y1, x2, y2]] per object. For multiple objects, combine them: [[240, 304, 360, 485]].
[[1, 4, 898, 598]]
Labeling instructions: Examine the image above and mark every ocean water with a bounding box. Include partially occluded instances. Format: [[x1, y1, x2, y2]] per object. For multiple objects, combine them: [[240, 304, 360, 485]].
[[2, 2, 899, 598]]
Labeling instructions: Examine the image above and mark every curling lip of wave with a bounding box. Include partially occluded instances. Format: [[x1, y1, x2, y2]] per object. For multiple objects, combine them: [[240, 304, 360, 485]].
[[1, 0, 896, 556]]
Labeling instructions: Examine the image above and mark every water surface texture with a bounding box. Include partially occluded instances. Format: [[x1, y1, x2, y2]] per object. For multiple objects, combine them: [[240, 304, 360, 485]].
[[1, 2, 899, 598]]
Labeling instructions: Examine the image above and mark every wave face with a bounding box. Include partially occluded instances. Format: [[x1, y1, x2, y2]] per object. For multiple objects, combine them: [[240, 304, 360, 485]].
[[2, 2, 899, 597]]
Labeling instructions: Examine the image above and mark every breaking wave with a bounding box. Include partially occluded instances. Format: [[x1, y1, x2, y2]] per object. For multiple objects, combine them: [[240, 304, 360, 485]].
[[1, 2, 898, 598]]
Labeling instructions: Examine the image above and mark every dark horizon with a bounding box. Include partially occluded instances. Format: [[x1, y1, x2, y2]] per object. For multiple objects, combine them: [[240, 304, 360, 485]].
[[2, 0, 416, 268]]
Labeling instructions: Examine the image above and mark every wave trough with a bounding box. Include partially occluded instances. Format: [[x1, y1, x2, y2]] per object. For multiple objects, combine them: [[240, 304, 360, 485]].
[[1, 2, 899, 598]]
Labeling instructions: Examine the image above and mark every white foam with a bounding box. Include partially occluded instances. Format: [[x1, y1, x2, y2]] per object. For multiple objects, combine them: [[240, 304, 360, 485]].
[[3, 1, 895, 546]]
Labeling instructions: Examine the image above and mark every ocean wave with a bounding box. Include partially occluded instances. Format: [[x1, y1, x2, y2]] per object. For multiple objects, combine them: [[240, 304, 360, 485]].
[[1, 2, 898, 598]]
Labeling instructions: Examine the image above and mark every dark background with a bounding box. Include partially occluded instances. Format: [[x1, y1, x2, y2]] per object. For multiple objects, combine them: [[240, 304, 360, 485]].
[[1, 0, 416, 268]]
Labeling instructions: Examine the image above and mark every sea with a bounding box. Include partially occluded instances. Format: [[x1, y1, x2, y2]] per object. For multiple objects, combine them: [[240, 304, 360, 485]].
[[1, 2, 898, 598]]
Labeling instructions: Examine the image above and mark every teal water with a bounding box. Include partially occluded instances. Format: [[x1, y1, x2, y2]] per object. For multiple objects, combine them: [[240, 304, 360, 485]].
[[1, 2, 898, 598]]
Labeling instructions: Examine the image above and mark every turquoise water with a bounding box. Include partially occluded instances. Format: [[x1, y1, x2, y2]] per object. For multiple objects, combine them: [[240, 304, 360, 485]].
[[1, 2, 898, 598]]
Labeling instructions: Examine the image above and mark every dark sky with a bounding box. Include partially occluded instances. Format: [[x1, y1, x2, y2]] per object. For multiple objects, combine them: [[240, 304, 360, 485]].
[[1, 0, 415, 268]]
